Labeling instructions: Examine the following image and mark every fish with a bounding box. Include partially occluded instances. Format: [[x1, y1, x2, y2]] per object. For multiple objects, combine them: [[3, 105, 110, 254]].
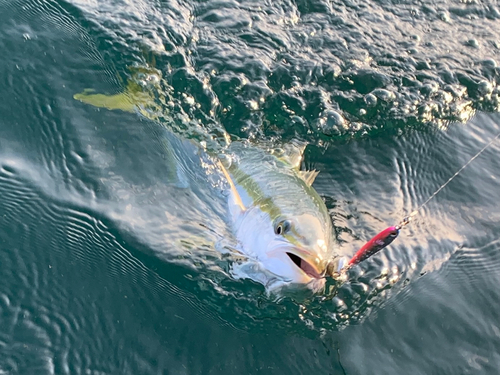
[[74, 79, 347, 292], [219, 142, 346, 291]]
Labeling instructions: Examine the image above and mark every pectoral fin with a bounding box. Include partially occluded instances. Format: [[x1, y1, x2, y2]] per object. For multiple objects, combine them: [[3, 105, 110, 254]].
[[218, 160, 246, 216]]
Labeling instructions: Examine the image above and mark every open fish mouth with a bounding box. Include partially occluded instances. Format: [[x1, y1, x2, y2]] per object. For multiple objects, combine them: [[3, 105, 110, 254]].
[[286, 252, 324, 279]]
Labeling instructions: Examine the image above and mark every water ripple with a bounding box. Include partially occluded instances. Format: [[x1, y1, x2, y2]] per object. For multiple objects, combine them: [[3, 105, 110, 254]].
[[0, 156, 236, 373], [2, 0, 500, 372], [444, 239, 500, 285]]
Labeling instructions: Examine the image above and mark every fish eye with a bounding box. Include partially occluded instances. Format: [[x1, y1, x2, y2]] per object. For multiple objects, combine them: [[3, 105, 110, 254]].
[[275, 220, 291, 235]]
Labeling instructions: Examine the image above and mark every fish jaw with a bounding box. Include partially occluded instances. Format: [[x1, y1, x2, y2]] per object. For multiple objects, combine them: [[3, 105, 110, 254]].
[[261, 249, 329, 292], [265, 242, 326, 277], [230, 260, 326, 293], [247, 234, 330, 285], [285, 249, 326, 279]]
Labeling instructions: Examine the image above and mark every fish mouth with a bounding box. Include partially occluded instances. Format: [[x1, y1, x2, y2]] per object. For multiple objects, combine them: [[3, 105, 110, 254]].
[[286, 252, 324, 279]]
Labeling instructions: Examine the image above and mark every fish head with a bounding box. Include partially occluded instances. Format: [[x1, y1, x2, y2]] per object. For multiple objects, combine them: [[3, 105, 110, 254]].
[[236, 208, 336, 287]]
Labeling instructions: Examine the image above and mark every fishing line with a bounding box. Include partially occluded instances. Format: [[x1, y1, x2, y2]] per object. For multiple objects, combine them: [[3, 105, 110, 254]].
[[396, 128, 500, 229], [343, 127, 500, 270]]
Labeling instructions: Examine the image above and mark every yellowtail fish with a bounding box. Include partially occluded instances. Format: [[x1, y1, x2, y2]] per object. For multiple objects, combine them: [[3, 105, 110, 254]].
[[74, 81, 346, 292], [219, 142, 346, 291]]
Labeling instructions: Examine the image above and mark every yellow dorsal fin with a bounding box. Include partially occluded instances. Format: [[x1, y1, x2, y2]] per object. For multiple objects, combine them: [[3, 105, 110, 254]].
[[218, 160, 246, 212], [297, 170, 319, 186]]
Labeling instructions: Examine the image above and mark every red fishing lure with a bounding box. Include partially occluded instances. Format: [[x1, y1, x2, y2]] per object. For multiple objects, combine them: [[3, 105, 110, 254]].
[[348, 226, 399, 266]]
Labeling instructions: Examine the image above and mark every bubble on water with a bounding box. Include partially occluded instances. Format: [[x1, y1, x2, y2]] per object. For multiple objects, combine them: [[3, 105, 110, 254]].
[[477, 80, 493, 95], [439, 11, 451, 22], [317, 110, 346, 136], [466, 39, 479, 48], [372, 88, 396, 102], [364, 93, 377, 107], [182, 94, 195, 106], [147, 74, 160, 85]]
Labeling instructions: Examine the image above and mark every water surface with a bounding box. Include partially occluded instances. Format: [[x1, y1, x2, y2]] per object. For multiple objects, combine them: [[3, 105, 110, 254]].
[[1, 0, 500, 373]]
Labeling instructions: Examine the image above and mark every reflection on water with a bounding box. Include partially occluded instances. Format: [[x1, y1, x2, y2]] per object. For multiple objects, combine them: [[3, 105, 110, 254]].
[[1, 0, 500, 373]]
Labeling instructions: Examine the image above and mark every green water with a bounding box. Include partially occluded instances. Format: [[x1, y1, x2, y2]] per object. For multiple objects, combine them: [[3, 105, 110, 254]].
[[1, 0, 500, 373]]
